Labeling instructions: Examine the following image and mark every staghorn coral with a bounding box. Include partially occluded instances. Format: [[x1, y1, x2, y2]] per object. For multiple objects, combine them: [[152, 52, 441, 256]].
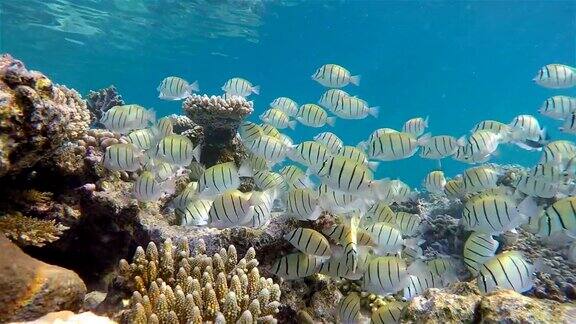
[[0, 54, 91, 177], [118, 238, 281, 323], [183, 94, 253, 166], [0, 212, 69, 247], [86, 85, 124, 124]]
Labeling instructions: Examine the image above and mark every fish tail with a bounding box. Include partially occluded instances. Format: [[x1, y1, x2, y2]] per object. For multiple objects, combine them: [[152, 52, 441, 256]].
[[251, 85, 260, 95], [349, 74, 361, 86]]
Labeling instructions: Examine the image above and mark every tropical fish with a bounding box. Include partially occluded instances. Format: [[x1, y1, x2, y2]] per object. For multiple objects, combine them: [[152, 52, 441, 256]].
[[533, 64, 576, 89], [367, 132, 430, 161], [315, 156, 378, 195], [332, 96, 379, 119], [100, 104, 155, 134], [249, 190, 275, 228], [146, 160, 177, 182], [318, 184, 365, 213], [477, 251, 536, 294], [540, 140, 576, 167], [208, 189, 254, 228], [509, 114, 545, 143], [157, 76, 199, 100], [539, 95, 576, 120], [279, 165, 312, 189], [560, 113, 576, 134], [370, 301, 406, 324], [471, 120, 512, 137], [198, 162, 246, 197], [363, 201, 396, 225], [252, 170, 284, 191], [463, 232, 499, 276], [361, 256, 410, 295], [424, 170, 446, 194], [336, 145, 378, 170], [389, 211, 421, 237], [314, 132, 344, 154], [102, 143, 144, 172], [536, 196, 576, 240], [176, 198, 212, 226], [402, 117, 429, 137], [270, 97, 299, 117], [296, 104, 336, 127], [318, 89, 350, 112], [403, 269, 444, 300], [133, 171, 174, 202], [260, 108, 297, 130], [419, 135, 466, 160], [461, 194, 534, 235], [222, 77, 259, 96], [363, 222, 404, 255], [244, 134, 288, 164], [260, 123, 282, 138], [270, 252, 322, 279], [461, 165, 500, 193], [323, 223, 377, 248], [238, 121, 264, 144], [444, 177, 465, 198], [514, 174, 561, 198], [284, 228, 332, 257], [376, 179, 415, 203], [337, 292, 361, 324], [155, 134, 198, 167], [126, 128, 159, 150], [287, 141, 332, 168], [285, 188, 322, 220], [171, 181, 199, 209], [157, 116, 174, 136], [461, 130, 502, 163], [312, 64, 360, 88]]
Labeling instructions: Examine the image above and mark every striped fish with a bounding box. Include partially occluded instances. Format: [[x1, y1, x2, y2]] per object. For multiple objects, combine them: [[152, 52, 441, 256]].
[[471, 120, 512, 136], [371, 301, 406, 324], [367, 132, 430, 161], [147, 160, 177, 182], [315, 156, 376, 195], [424, 170, 446, 194], [245, 134, 288, 164], [363, 222, 404, 255], [461, 193, 529, 234], [528, 162, 570, 183], [312, 64, 360, 88], [171, 181, 199, 209], [133, 171, 173, 202], [444, 177, 465, 198], [376, 180, 414, 204], [322, 223, 377, 247], [337, 292, 361, 324], [363, 201, 396, 225], [361, 256, 410, 295], [318, 184, 364, 213], [509, 115, 544, 142], [208, 189, 254, 228], [249, 190, 275, 228], [461, 130, 502, 162], [287, 141, 332, 168], [477, 251, 535, 294], [285, 188, 322, 220], [533, 64, 576, 89], [100, 104, 155, 134], [536, 196, 576, 239], [252, 170, 284, 191], [514, 174, 560, 198], [318, 89, 350, 112], [462, 165, 500, 193], [198, 162, 242, 197], [314, 132, 344, 154], [126, 128, 159, 150], [102, 143, 143, 172], [390, 212, 421, 237], [270, 252, 322, 280], [463, 232, 499, 276], [560, 113, 576, 134], [402, 117, 429, 137], [284, 228, 332, 257], [188, 161, 206, 181], [155, 134, 198, 166], [260, 123, 282, 138], [540, 140, 576, 167], [419, 135, 465, 159], [157, 117, 174, 136], [319, 250, 371, 280], [279, 165, 312, 189], [403, 269, 444, 300], [238, 121, 264, 144], [245, 153, 269, 172], [336, 145, 377, 170], [270, 97, 299, 117], [426, 256, 456, 278], [296, 104, 336, 127], [332, 96, 379, 120], [221, 77, 260, 96], [176, 198, 212, 226], [157, 76, 198, 100], [260, 108, 296, 130], [539, 95, 576, 120], [277, 133, 294, 147], [402, 245, 424, 264]]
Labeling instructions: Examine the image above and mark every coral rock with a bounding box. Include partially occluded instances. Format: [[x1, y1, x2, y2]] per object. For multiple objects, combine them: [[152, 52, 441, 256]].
[[0, 212, 69, 247], [19, 310, 116, 323], [0, 235, 86, 322], [86, 85, 124, 124], [0, 54, 91, 177]]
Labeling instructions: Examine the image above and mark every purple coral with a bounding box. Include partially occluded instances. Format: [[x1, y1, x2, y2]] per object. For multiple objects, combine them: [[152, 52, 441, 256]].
[[86, 85, 124, 125]]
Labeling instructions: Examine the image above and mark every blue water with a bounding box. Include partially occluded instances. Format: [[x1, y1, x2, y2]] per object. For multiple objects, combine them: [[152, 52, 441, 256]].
[[2, 0, 576, 187]]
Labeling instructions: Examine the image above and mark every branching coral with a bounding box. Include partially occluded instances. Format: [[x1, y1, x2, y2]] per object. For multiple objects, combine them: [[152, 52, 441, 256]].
[[118, 238, 281, 323], [86, 85, 124, 124], [0, 212, 69, 247], [183, 94, 253, 166]]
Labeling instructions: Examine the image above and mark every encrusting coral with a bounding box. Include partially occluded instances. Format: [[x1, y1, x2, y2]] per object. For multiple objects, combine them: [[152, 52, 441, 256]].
[[184, 94, 253, 166], [117, 238, 281, 323], [0, 212, 69, 247], [86, 85, 125, 124]]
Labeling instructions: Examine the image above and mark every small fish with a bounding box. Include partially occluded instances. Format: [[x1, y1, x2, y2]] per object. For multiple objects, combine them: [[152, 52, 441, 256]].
[[319, 251, 371, 279], [403, 269, 445, 300], [477, 251, 535, 294], [285, 188, 322, 220], [312, 64, 360, 88], [198, 162, 245, 197], [155, 134, 199, 166], [126, 128, 159, 150], [419, 135, 466, 159], [244, 153, 269, 172], [279, 165, 312, 189], [371, 301, 407, 324], [367, 132, 430, 161], [250, 190, 275, 228], [260, 123, 282, 139], [426, 256, 456, 280], [323, 223, 377, 247], [171, 181, 199, 209], [509, 114, 545, 143], [444, 177, 465, 198], [529, 162, 570, 183], [277, 133, 294, 147], [462, 194, 533, 235], [471, 120, 512, 137], [315, 156, 378, 195], [424, 170, 446, 194], [318, 89, 350, 112], [176, 198, 212, 226], [102, 143, 144, 172], [238, 121, 264, 144], [208, 189, 254, 228], [540, 140, 576, 167], [337, 292, 361, 324], [363, 201, 396, 225], [332, 96, 379, 119], [361, 256, 410, 295], [462, 165, 500, 193], [560, 113, 576, 134], [389, 211, 421, 237], [363, 222, 404, 255], [402, 117, 429, 137], [188, 161, 206, 181], [539, 95, 576, 120], [157, 116, 174, 136], [260, 108, 297, 130], [284, 228, 332, 257], [533, 64, 576, 89], [287, 141, 333, 168], [376, 179, 414, 204], [222, 77, 260, 96], [244, 135, 288, 165], [252, 170, 284, 191], [270, 252, 322, 280], [157, 76, 199, 100], [463, 232, 499, 276], [146, 160, 177, 182], [336, 145, 378, 170], [270, 97, 299, 117], [536, 196, 576, 240], [318, 184, 365, 213], [314, 132, 344, 154], [514, 174, 561, 198], [100, 104, 155, 134], [133, 171, 174, 202], [461, 130, 502, 162], [296, 104, 336, 127]]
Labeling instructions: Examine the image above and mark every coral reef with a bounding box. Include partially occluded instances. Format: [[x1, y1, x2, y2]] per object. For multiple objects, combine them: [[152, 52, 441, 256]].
[[183, 94, 253, 166], [117, 238, 281, 323], [166, 114, 196, 135], [0, 54, 90, 177], [0, 235, 86, 322], [23, 311, 116, 324], [86, 85, 125, 124], [0, 212, 69, 247]]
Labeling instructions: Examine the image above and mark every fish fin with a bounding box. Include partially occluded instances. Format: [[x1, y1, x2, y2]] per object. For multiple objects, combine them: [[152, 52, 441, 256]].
[[147, 109, 157, 124], [327, 117, 337, 127], [238, 160, 253, 177], [349, 74, 361, 86], [457, 135, 467, 146], [517, 196, 541, 220], [366, 160, 380, 171], [424, 115, 430, 127], [308, 205, 322, 220], [251, 85, 260, 95], [240, 206, 256, 226], [288, 120, 297, 130], [192, 145, 202, 163], [368, 106, 380, 118], [407, 260, 428, 276], [356, 141, 368, 151], [188, 80, 200, 92], [417, 133, 432, 146]]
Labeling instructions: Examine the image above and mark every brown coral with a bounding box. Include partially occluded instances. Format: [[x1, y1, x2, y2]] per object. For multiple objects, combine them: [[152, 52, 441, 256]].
[[0, 212, 69, 247], [118, 238, 281, 323]]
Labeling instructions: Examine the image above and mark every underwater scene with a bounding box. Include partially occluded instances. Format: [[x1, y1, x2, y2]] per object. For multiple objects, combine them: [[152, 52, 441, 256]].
[[1, 0, 576, 323]]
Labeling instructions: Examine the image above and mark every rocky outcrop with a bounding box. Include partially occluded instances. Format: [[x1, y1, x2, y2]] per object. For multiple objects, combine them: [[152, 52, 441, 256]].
[[0, 235, 86, 322]]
